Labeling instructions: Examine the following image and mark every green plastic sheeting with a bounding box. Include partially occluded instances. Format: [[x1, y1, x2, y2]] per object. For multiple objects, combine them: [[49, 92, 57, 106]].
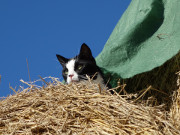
[[96, 0, 180, 87]]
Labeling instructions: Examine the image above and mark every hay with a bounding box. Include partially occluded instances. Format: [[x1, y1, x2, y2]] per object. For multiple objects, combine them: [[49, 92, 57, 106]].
[[124, 51, 180, 108], [0, 77, 180, 135], [170, 72, 180, 130]]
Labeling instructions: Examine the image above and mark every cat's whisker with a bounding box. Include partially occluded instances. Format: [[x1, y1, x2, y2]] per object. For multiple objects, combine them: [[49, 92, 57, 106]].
[[79, 74, 96, 80], [79, 76, 88, 80]]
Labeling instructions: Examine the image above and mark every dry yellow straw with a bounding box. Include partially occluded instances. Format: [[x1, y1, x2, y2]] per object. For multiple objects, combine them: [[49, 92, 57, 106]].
[[0, 77, 180, 135]]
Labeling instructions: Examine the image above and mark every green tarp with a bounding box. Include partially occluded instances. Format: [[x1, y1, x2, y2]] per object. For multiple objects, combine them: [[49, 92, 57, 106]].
[[96, 0, 180, 87]]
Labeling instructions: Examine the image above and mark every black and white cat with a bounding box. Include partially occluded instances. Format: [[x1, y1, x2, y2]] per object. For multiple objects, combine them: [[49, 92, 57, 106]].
[[56, 43, 109, 90]]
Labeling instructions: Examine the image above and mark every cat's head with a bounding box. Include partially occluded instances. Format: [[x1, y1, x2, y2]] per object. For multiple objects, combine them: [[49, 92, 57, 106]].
[[56, 43, 100, 84]]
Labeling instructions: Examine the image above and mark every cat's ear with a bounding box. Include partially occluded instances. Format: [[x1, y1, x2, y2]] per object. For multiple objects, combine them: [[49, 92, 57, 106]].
[[56, 54, 68, 66], [79, 43, 93, 60]]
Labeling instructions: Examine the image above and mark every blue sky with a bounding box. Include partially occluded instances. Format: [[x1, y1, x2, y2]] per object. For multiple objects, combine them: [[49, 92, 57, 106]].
[[0, 0, 131, 97]]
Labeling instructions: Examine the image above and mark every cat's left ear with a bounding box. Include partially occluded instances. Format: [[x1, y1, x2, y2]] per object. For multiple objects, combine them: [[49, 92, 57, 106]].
[[79, 43, 93, 60], [56, 54, 69, 67]]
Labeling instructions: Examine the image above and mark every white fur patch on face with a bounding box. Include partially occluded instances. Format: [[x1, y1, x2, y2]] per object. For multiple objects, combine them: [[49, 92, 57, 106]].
[[65, 59, 79, 84]]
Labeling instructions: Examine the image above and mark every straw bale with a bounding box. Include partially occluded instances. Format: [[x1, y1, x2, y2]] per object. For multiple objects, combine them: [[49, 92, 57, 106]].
[[0, 77, 180, 135]]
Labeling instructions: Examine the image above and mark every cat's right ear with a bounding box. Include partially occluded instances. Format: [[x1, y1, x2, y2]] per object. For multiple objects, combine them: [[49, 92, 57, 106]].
[[56, 54, 68, 66]]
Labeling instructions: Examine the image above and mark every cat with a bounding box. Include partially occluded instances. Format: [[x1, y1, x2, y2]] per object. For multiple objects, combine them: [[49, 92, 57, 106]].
[[56, 43, 110, 90]]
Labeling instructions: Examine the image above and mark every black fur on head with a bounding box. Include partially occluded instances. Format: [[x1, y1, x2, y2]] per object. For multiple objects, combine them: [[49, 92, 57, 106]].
[[56, 43, 111, 91]]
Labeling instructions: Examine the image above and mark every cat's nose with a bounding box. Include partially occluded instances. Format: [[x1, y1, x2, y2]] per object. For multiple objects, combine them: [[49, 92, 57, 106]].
[[69, 74, 74, 78]]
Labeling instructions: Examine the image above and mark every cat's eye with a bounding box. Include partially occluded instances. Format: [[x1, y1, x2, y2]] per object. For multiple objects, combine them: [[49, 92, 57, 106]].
[[64, 71, 68, 75], [77, 65, 83, 70], [64, 69, 68, 75]]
